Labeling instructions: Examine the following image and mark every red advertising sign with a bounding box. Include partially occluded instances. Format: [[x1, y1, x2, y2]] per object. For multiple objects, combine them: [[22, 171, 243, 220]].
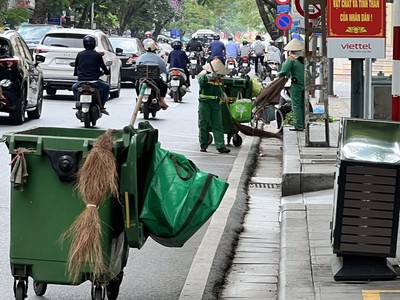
[[328, 0, 385, 37]]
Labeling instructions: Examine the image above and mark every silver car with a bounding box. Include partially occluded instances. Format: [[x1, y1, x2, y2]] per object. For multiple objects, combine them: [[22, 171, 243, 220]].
[[34, 28, 122, 98]]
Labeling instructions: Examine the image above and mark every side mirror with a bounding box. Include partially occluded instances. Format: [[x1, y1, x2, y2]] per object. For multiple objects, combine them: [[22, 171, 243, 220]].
[[69, 61, 75, 67], [115, 47, 123, 55]]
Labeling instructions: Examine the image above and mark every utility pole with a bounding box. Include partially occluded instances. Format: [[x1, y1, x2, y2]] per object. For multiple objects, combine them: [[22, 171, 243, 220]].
[[91, 2, 95, 30]]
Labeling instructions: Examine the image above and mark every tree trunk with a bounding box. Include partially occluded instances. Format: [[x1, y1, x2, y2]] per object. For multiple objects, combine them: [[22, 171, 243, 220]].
[[256, 0, 280, 41], [30, 0, 48, 24], [77, 3, 91, 28]]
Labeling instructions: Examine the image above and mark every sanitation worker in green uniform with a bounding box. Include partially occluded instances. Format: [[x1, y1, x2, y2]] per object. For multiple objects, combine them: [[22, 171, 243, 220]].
[[278, 38, 305, 131], [198, 59, 231, 153]]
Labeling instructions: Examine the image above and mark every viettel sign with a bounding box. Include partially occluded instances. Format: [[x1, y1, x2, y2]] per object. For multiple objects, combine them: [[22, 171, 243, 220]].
[[328, 0, 385, 38], [327, 0, 386, 58]]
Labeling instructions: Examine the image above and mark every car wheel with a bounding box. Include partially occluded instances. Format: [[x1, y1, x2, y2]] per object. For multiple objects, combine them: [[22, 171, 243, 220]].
[[110, 73, 121, 98], [46, 87, 56, 96], [27, 82, 43, 119], [10, 86, 26, 125]]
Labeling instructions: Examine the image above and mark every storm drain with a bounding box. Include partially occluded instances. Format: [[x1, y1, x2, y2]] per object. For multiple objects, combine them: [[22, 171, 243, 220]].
[[249, 182, 281, 189]]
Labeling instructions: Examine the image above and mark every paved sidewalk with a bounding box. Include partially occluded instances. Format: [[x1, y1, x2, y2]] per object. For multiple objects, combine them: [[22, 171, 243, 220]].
[[182, 94, 400, 299]]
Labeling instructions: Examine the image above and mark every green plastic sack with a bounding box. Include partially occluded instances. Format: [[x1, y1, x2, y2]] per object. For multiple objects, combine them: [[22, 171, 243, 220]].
[[140, 143, 229, 247], [230, 95, 252, 123]]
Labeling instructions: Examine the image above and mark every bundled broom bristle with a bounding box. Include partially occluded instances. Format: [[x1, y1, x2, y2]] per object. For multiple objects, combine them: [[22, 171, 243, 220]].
[[62, 129, 119, 283]]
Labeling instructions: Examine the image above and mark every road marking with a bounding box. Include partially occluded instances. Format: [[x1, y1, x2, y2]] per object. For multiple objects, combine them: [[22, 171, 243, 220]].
[[363, 290, 400, 300]]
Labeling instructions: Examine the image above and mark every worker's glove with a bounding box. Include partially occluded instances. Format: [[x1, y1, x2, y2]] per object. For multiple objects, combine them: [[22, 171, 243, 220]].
[[207, 72, 217, 80]]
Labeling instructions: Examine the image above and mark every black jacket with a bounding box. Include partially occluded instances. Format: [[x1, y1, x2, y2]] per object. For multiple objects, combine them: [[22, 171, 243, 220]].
[[186, 39, 203, 52], [74, 50, 109, 81]]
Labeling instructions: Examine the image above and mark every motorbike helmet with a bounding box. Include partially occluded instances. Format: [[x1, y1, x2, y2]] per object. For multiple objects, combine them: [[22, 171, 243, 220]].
[[242, 40, 248, 45], [213, 34, 220, 40], [228, 37, 233, 41], [171, 39, 182, 50], [83, 35, 96, 50], [144, 40, 157, 52], [145, 31, 153, 38]]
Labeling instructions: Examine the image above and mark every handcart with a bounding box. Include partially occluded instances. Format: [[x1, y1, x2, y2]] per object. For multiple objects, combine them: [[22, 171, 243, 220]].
[[3, 122, 158, 300], [208, 75, 253, 147]]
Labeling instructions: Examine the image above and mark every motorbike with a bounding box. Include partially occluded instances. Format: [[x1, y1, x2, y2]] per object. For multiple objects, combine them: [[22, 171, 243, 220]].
[[238, 55, 251, 75], [226, 57, 238, 77], [71, 61, 112, 128], [188, 51, 201, 79], [167, 67, 187, 103], [266, 60, 280, 81], [135, 64, 162, 119]]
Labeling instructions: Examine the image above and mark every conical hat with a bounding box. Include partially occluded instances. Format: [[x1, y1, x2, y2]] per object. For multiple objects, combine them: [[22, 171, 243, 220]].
[[284, 38, 305, 51], [203, 58, 229, 75]]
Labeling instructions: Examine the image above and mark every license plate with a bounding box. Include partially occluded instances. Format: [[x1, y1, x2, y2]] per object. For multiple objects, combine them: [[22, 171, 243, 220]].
[[171, 80, 180, 87], [271, 70, 278, 75], [80, 94, 92, 103], [190, 60, 197, 64], [242, 63, 248, 67], [144, 87, 152, 95], [228, 64, 234, 69], [56, 58, 72, 65]]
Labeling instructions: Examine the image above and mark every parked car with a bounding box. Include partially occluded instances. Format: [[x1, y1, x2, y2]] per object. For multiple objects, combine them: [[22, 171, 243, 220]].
[[17, 23, 63, 54], [34, 28, 122, 98], [0, 30, 44, 125], [108, 36, 145, 83]]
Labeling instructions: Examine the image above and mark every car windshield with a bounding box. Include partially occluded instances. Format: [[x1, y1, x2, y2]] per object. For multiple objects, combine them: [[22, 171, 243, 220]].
[[42, 33, 90, 48], [18, 26, 55, 40], [109, 39, 138, 54]]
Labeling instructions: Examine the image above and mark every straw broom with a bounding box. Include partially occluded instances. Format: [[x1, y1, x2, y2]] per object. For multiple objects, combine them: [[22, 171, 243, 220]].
[[61, 129, 119, 283], [253, 76, 288, 117]]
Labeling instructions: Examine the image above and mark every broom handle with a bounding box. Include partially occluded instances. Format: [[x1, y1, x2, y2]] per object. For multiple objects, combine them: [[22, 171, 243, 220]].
[[130, 83, 146, 126]]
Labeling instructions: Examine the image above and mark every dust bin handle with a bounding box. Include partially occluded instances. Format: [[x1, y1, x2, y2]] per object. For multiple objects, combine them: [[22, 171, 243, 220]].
[[7, 136, 43, 156]]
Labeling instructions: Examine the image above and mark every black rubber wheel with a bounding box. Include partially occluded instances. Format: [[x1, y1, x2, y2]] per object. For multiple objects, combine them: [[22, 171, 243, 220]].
[[33, 281, 47, 296], [106, 271, 123, 300], [232, 133, 243, 147], [10, 87, 26, 125], [92, 286, 103, 300], [173, 91, 179, 103], [208, 133, 213, 145], [151, 111, 157, 117], [110, 74, 121, 98], [15, 281, 26, 300], [142, 102, 150, 120], [27, 82, 43, 119], [83, 112, 91, 128]]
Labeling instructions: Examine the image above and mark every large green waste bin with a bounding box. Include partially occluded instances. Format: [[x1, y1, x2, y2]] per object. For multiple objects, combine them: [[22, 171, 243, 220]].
[[3, 122, 158, 299]]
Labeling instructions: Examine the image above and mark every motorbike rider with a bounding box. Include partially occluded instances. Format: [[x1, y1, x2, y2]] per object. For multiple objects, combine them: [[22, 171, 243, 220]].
[[186, 35, 204, 64], [207, 34, 225, 64], [167, 39, 191, 92], [142, 31, 157, 48], [136, 40, 169, 110], [250, 35, 266, 75], [240, 40, 251, 58], [72, 35, 110, 115], [225, 36, 240, 67], [266, 41, 282, 65]]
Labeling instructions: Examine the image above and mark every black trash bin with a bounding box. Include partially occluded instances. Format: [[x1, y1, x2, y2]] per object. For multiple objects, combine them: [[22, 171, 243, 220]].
[[331, 118, 400, 280]]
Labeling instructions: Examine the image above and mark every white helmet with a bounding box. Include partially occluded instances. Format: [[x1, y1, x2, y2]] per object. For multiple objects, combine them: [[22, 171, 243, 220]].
[[144, 40, 157, 52]]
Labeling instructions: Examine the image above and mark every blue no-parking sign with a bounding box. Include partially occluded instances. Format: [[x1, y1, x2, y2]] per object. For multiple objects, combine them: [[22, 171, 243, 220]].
[[275, 13, 292, 31]]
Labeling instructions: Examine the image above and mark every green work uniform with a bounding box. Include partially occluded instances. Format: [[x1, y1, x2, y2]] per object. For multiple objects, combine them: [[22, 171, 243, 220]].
[[198, 75, 225, 150], [278, 56, 305, 129]]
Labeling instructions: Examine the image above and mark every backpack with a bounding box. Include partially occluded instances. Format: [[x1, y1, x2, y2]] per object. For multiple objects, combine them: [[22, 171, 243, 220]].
[[252, 41, 265, 56]]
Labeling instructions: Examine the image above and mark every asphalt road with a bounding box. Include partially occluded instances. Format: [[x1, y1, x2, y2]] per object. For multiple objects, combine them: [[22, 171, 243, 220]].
[[0, 79, 240, 300]]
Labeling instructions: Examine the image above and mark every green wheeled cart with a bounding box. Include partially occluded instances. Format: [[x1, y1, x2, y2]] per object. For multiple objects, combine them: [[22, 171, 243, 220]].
[[3, 122, 158, 300], [208, 75, 253, 147]]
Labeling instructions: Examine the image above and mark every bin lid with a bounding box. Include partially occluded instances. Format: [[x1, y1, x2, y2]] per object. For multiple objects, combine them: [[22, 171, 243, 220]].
[[338, 118, 400, 164]]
